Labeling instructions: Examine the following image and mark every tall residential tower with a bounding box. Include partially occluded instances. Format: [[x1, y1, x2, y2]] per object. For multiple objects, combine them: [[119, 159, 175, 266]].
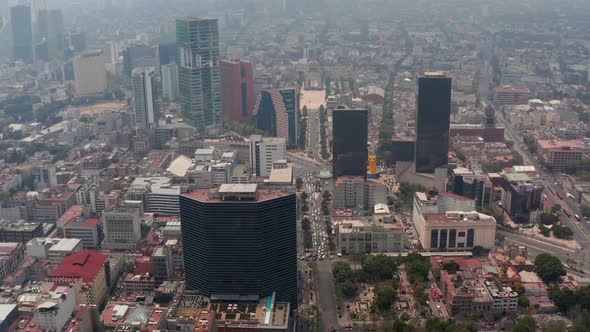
[[176, 17, 222, 130], [220, 59, 255, 122]]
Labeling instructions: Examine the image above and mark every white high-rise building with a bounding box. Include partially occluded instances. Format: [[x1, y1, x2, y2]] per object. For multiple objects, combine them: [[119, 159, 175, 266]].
[[249, 135, 287, 177], [73, 50, 107, 96], [132, 67, 158, 129], [102, 207, 141, 250], [161, 63, 179, 101]]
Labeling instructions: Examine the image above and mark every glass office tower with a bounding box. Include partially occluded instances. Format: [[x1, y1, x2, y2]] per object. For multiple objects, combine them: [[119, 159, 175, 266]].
[[332, 107, 368, 178]]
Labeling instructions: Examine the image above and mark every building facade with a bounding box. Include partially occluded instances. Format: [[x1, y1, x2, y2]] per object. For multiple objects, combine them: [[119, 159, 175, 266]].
[[255, 89, 289, 140], [495, 86, 530, 105], [337, 220, 404, 255], [180, 184, 297, 308], [132, 67, 159, 129], [73, 50, 107, 96], [415, 72, 452, 173], [249, 135, 287, 177], [332, 107, 368, 178], [332, 176, 387, 212], [162, 63, 179, 101], [176, 17, 222, 130], [279, 88, 299, 147], [220, 59, 255, 122], [101, 208, 141, 250], [11, 5, 33, 63]]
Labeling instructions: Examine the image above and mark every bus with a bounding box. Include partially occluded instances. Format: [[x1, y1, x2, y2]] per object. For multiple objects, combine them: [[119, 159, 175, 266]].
[[563, 209, 571, 217]]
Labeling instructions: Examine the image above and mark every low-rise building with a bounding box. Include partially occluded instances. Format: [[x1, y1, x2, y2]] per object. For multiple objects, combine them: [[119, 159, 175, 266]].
[[0, 220, 44, 243], [46, 250, 110, 305], [33, 285, 77, 331], [536, 138, 589, 171], [102, 208, 141, 250], [333, 176, 387, 212], [499, 173, 543, 223], [413, 192, 496, 251], [337, 219, 404, 255], [0, 242, 26, 282]]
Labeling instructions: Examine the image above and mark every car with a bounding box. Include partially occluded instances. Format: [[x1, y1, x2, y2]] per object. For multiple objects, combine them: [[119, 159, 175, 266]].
[[436, 305, 441, 309]]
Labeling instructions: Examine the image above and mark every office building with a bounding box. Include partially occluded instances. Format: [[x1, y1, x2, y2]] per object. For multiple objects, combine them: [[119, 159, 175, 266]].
[[0, 242, 25, 282], [495, 86, 530, 105], [73, 50, 107, 96], [161, 63, 179, 101], [122, 44, 157, 78], [132, 67, 159, 129], [180, 184, 297, 308], [536, 138, 588, 172], [337, 219, 404, 255], [33, 285, 77, 331], [37, 9, 64, 60], [279, 88, 299, 147], [26, 238, 83, 265], [47, 250, 110, 305], [413, 192, 496, 251], [220, 59, 255, 122], [255, 89, 289, 140], [0, 220, 44, 243], [332, 107, 368, 178], [249, 135, 287, 177], [499, 173, 544, 223], [415, 72, 452, 173], [158, 42, 178, 66], [176, 17, 222, 130], [10, 5, 33, 63], [332, 176, 388, 212], [101, 208, 141, 250]]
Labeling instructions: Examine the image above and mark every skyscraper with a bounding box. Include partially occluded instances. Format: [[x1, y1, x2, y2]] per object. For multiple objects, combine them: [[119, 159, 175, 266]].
[[255, 89, 289, 141], [176, 17, 222, 130], [180, 184, 297, 308], [73, 50, 107, 96], [220, 59, 255, 122], [332, 107, 368, 178], [279, 88, 299, 147], [414, 72, 452, 173], [132, 67, 159, 129], [122, 44, 157, 78], [10, 5, 33, 63], [161, 63, 179, 101], [37, 9, 64, 60]]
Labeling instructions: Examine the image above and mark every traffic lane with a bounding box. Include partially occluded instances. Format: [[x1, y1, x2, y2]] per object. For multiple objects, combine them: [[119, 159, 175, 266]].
[[317, 259, 339, 332]]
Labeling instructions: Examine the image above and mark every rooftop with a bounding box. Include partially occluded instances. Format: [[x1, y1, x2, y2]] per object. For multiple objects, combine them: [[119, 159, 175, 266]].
[[423, 211, 496, 224], [0, 220, 42, 232], [537, 139, 588, 151], [48, 238, 81, 252], [495, 86, 531, 94], [49, 250, 108, 283]]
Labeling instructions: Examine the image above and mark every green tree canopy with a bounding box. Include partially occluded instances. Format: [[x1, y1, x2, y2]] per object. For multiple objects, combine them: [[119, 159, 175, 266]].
[[535, 253, 566, 283]]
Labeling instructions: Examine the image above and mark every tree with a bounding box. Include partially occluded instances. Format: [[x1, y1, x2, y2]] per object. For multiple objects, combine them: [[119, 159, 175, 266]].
[[553, 225, 574, 239], [300, 191, 308, 201], [296, 177, 303, 190], [552, 203, 562, 214], [540, 226, 551, 237], [539, 213, 559, 226], [518, 295, 529, 307], [361, 254, 398, 282], [512, 316, 536, 332], [339, 280, 359, 298], [581, 204, 590, 218], [323, 190, 331, 201], [535, 253, 566, 283], [301, 204, 309, 213], [372, 283, 397, 313], [442, 261, 460, 273]]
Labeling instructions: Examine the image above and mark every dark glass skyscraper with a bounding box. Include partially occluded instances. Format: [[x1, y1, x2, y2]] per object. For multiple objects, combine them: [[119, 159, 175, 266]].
[[332, 107, 368, 178], [180, 184, 297, 308], [37, 9, 64, 60], [10, 5, 33, 63], [255, 89, 289, 140], [415, 72, 452, 173], [279, 88, 299, 147], [176, 17, 222, 130]]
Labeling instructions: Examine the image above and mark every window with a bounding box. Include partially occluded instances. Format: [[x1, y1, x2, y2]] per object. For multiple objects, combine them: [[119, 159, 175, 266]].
[[458, 243, 465, 248], [449, 229, 457, 248], [458, 231, 466, 237], [467, 229, 475, 247], [430, 229, 439, 249], [439, 229, 448, 249]]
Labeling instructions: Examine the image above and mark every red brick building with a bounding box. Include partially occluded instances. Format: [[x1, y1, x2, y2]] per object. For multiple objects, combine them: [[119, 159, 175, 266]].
[[220, 59, 255, 122]]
